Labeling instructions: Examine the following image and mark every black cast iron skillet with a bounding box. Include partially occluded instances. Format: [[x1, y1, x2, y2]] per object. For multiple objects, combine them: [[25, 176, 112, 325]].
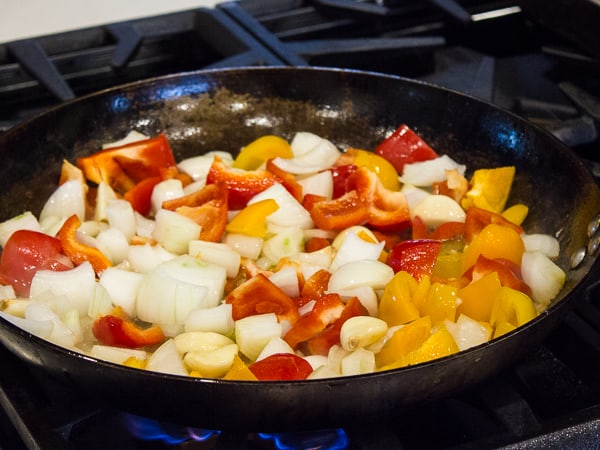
[[0, 67, 598, 431]]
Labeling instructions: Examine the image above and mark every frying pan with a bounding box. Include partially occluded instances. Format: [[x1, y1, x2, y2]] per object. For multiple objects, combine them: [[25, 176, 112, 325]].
[[0, 67, 598, 431]]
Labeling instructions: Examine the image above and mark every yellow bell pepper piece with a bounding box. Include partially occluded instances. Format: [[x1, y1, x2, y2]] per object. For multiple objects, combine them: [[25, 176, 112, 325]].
[[378, 271, 420, 326], [493, 321, 517, 338], [501, 203, 529, 226], [490, 286, 537, 329], [401, 325, 459, 367], [462, 166, 515, 213], [222, 355, 258, 381], [232, 135, 293, 170], [225, 199, 279, 238], [457, 271, 502, 322], [347, 148, 400, 191], [122, 356, 147, 370], [461, 223, 525, 273], [420, 282, 458, 325], [375, 316, 431, 368]]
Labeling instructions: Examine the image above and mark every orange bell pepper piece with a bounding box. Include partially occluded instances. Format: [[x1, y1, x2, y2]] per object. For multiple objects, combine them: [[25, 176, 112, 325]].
[[462, 223, 525, 274], [457, 271, 502, 322], [378, 270, 420, 326], [375, 316, 432, 368], [92, 307, 165, 349], [57, 214, 112, 273]]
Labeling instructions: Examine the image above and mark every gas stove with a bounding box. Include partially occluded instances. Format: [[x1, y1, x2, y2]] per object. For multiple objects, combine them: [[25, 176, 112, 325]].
[[1, 1, 600, 449]]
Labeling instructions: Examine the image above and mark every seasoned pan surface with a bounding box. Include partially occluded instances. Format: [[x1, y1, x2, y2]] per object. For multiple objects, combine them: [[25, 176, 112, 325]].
[[0, 67, 598, 431]]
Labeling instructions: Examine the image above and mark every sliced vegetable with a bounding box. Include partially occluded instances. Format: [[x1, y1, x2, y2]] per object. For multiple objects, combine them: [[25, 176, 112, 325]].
[[249, 353, 313, 381], [374, 124, 438, 174], [92, 307, 165, 349]]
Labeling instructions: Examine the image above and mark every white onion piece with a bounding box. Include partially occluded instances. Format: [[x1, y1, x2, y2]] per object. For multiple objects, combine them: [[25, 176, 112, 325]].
[[256, 337, 295, 361], [223, 233, 263, 260], [127, 243, 176, 274], [99, 267, 144, 316], [410, 194, 466, 227], [521, 251, 566, 310], [401, 155, 466, 186], [341, 347, 375, 376], [268, 265, 300, 298], [307, 364, 340, 379], [184, 303, 234, 336], [29, 262, 96, 317], [328, 260, 394, 293], [145, 339, 187, 376], [401, 184, 431, 211], [152, 209, 200, 255], [329, 231, 384, 272], [249, 183, 314, 229], [0, 310, 53, 339], [94, 182, 117, 222], [0, 211, 41, 247], [105, 199, 136, 242], [235, 313, 282, 361], [87, 283, 113, 319], [136, 255, 226, 325], [39, 179, 86, 223], [272, 132, 340, 174], [298, 299, 316, 317], [297, 170, 334, 199], [151, 179, 184, 214], [90, 345, 148, 365], [332, 285, 378, 316], [39, 216, 67, 237], [188, 240, 241, 278], [95, 228, 129, 264], [522, 234, 560, 259], [445, 315, 491, 351], [0, 284, 16, 301], [331, 226, 378, 251], [327, 344, 351, 373], [63, 309, 83, 343], [25, 303, 77, 348], [183, 179, 206, 195], [177, 152, 232, 181], [293, 246, 333, 271], [134, 212, 155, 239], [262, 227, 304, 265], [290, 131, 323, 156], [102, 130, 148, 149], [304, 354, 329, 371]]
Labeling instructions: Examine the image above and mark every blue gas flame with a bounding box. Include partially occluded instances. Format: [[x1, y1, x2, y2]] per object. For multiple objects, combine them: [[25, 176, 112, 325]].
[[258, 428, 349, 450]]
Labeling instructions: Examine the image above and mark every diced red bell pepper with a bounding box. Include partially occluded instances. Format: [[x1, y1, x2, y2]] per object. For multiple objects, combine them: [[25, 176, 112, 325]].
[[162, 183, 229, 242], [77, 133, 177, 193], [304, 237, 331, 253], [306, 297, 368, 356], [123, 176, 162, 216], [284, 293, 346, 349], [0, 229, 73, 297], [309, 190, 370, 230], [206, 156, 281, 210], [387, 239, 443, 280], [57, 214, 112, 274], [266, 159, 303, 203], [248, 353, 313, 381], [469, 255, 532, 297], [464, 206, 523, 243], [92, 307, 165, 349], [300, 269, 331, 301], [225, 273, 300, 325], [329, 164, 358, 198], [375, 124, 438, 174]]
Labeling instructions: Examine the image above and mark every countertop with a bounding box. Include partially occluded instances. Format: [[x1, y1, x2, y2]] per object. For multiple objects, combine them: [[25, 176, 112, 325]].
[[0, 0, 219, 44]]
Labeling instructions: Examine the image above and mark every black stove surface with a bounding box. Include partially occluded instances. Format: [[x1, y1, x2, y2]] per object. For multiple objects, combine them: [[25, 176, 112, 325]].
[[1, 1, 600, 449]]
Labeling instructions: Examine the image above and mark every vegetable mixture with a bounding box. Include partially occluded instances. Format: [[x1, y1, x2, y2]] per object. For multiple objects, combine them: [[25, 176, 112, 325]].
[[0, 125, 566, 381]]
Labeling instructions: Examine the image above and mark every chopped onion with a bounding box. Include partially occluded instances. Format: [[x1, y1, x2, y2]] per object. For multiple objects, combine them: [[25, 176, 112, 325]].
[[188, 240, 241, 278], [150, 179, 184, 214], [39, 179, 86, 223], [329, 231, 384, 272], [293, 246, 333, 271], [248, 184, 314, 229], [102, 130, 148, 149], [332, 285, 378, 316], [0, 310, 53, 339], [94, 182, 117, 222], [521, 251, 566, 310], [328, 260, 394, 293], [331, 226, 378, 250], [25, 302, 77, 348], [136, 255, 226, 325], [304, 354, 329, 371], [0, 211, 41, 247], [522, 234, 560, 259], [177, 152, 232, 181], [445, 315, 491, 351], [90, 345, 148, 365], [95, 228, 129, 264], [134, 212, 155, 239], [87, 283, 113, 319], [297, 170, 334, 199], [401, 155, 466, 186], [127, 243, 176, 274], [235, 313, 282, 361], [401, 184, 431, 210], [262, 226, 304, 265], [29, 262, 96, 317], [99, 267, 144, 316], [145, 339, 187, 376], [184, 303, 234, 336], [256, 337, 295, 361], [106, 199, 136, 242], [223, 233, 263, 260], [152, 209, 201, 255], [268, 265, 300, 298], [307, 364, 340, 379], [410, 194, 466, 227], [271, 132, 340, 174], [341, 347, 375, 376]]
